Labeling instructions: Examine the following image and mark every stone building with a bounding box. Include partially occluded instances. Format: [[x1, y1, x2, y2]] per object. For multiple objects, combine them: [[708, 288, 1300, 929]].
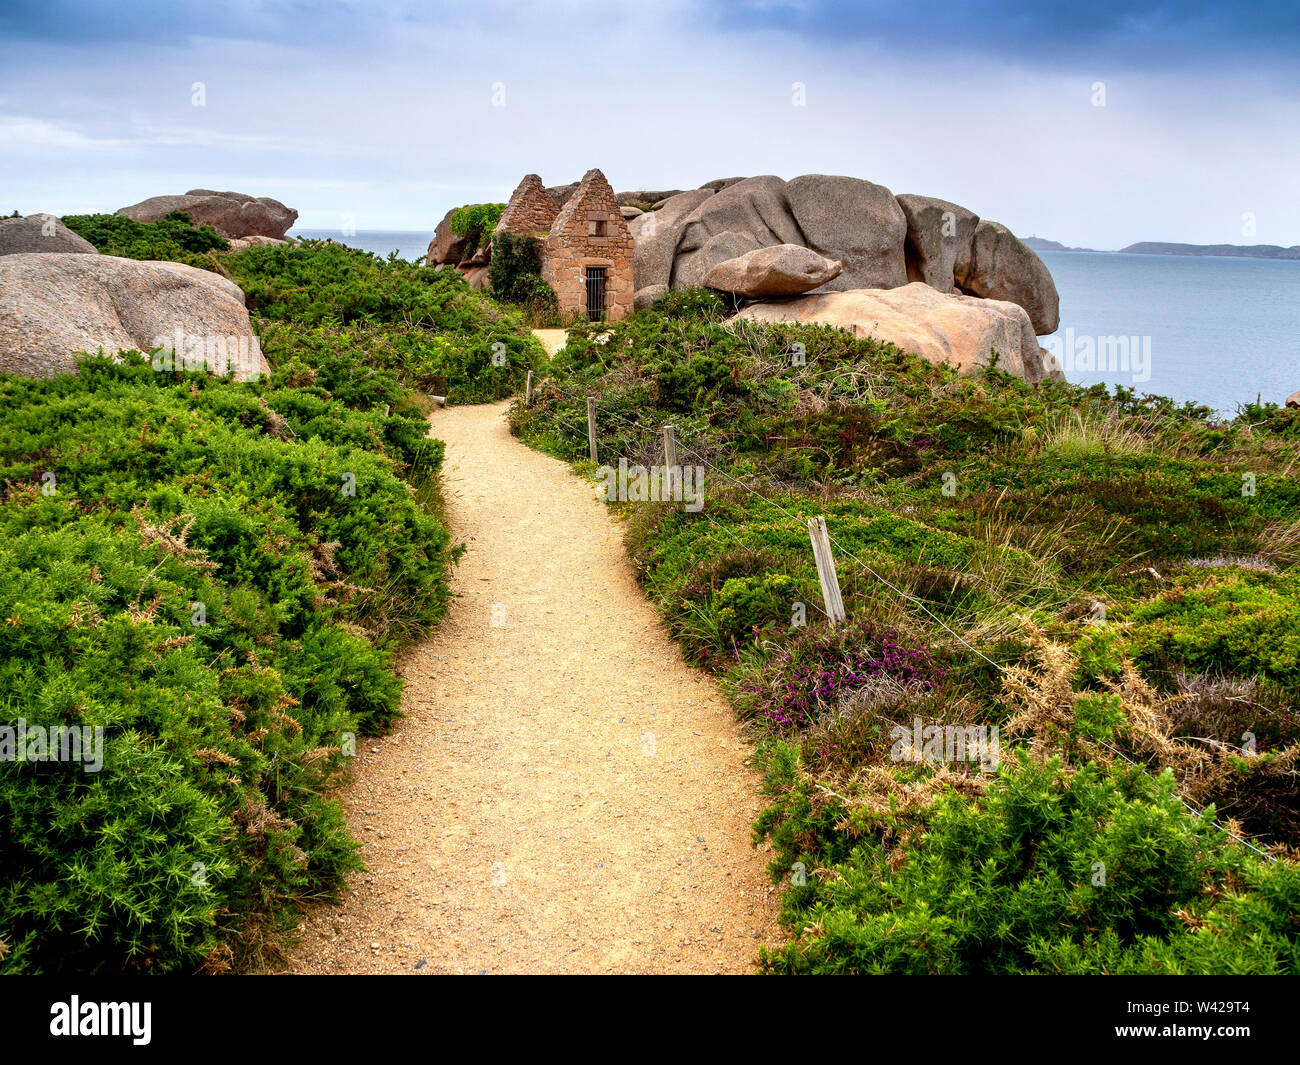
[[495, 168, 633, 322], [493, 173, 557, 238]]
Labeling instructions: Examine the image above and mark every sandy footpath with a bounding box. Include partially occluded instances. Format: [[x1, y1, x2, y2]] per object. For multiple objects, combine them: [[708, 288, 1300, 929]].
[[283, 400, 780, 974]]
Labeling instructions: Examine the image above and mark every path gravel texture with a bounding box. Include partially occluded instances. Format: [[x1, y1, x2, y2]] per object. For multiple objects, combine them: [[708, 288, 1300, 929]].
[[284, 400, 780, 974], [529, 328, 569, 357]]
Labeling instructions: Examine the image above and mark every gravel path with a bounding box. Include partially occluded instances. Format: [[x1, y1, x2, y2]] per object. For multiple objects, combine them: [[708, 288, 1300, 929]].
[[284, 400, 780, 974], [530, 328, 569, 356]]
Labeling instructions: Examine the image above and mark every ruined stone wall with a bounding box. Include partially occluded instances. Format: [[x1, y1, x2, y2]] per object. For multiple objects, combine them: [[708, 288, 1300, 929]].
[[540, 168, 634, 321], [495, 174, 558, 237]]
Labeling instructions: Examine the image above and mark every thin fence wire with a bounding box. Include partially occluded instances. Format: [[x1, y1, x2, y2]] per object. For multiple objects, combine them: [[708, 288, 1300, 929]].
[[514, 374, 1278, 862]]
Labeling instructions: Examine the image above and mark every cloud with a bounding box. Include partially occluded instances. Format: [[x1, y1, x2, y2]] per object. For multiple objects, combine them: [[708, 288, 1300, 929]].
[[0, 116, 133, 150], [0, 0, 372, 47], [0, 115, 380, 156], [700, 0, 1300, 73]]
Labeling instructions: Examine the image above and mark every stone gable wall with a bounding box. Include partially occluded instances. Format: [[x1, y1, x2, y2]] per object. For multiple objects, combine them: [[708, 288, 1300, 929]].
[[540, 168, 634, 321], [495, 174, 559, 237]]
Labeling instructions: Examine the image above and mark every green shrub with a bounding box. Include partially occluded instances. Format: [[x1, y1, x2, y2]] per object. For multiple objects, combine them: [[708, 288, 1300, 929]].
[[757, 752, 1300, 974], [512, 297, 1300, 973], [652, 287, 726, 320], [489, 231, 559, 321], [0, 352, 453, 974], [1128, 571, 1300, 686], [448, 203, 504, 256], [61, 211, 229, 269], [225, 240, 547, 402]]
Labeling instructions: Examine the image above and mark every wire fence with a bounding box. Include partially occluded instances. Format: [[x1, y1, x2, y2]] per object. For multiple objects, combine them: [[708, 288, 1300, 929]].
[[511, 370, 1277, 862]]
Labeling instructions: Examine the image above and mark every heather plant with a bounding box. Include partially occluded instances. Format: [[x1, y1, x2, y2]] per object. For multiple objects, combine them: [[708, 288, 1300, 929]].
[[512, 290, 1300, 973]]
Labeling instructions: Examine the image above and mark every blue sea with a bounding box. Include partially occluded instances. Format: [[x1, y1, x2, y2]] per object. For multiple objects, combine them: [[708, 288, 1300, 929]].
[[290, 232, 1299, 417], [1039, 250, 1300, 417], [289, 229, 433, 263]]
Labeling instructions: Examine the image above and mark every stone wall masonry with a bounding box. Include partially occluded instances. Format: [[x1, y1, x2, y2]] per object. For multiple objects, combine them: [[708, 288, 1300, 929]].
[[495, 174, 559, 237], [541, 168, 634, 321]]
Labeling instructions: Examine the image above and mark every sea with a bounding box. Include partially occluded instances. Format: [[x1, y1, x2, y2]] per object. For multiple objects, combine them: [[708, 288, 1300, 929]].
[[1037, 250, 1300, 417], [289, 231, 1300, 418]]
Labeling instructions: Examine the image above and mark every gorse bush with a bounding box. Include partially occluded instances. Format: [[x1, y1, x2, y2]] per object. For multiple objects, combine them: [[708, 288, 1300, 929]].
[[448, 202, 504, 256], [757, 752, 1300, 974], [0, 231, 528, 973], [0, 354, 453, 974], [512, 289, 1300, 973], [61, 210, 229, 270], [224, 240, 547, 402]]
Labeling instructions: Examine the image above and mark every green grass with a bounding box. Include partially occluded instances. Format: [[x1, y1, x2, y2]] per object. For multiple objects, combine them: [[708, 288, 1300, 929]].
[[511, 288, 1300, 973]]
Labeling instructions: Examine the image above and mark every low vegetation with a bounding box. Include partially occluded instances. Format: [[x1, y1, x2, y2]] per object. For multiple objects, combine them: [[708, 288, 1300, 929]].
[[0, 236, 543, 973], [226, 239, 548, 402], [511, 288, 1300, 974], [447, 202, 504, 257], [62, 210, 230, 270]]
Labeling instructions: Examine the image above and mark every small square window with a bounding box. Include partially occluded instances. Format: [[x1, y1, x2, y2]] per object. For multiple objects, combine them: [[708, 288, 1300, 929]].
[[588, 219, 607, 237]]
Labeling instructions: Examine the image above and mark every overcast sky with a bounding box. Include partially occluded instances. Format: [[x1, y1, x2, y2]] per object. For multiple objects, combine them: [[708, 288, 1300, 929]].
[[2, 1, 1298, 248]]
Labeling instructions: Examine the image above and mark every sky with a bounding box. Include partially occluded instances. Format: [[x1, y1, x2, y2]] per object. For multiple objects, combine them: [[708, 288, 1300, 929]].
[[2, 0, 1298, 248]]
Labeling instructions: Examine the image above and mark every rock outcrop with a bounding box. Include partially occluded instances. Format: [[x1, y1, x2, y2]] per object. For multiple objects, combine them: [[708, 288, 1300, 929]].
[[673, 176, 805, 288], [116, 189, 298, 240], [615, 189, 687, 207], [0, 214, 98, 256], [735, 283, 1061, 384], [703, 244, 841, 298], [785, 175, 907, 290], [226, 235, 290, 251], [958, 219, 1060, 334], [1286, 390, 1300, 409], [0, 253, 269, 380], [625, 173, 1059, 337], [629, 189, 713, 293], [897, 194, 980, 292], [427, 209, 467, 266]]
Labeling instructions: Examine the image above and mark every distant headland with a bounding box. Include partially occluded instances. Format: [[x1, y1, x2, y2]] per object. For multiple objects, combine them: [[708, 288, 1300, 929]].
[[1024, 235, 1300, 261]]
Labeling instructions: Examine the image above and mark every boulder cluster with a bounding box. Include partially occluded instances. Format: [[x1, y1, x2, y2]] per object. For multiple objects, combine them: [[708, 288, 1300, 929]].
[[116, 189, 297, 240], [630, 174, 1060, 336], [0, 189, 294, 381]]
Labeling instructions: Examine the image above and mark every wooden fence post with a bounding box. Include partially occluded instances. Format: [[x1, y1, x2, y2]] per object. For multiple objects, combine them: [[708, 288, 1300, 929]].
[[662, 424, 677, 469], [587, 396, 598, 462], [807, 516, 846, 625], [662, 424, 679, 501], [525, 370, 534, 407]]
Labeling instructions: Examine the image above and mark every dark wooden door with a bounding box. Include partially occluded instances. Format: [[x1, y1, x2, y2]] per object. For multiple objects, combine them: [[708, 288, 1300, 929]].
[[585, 267, 607, 321]]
